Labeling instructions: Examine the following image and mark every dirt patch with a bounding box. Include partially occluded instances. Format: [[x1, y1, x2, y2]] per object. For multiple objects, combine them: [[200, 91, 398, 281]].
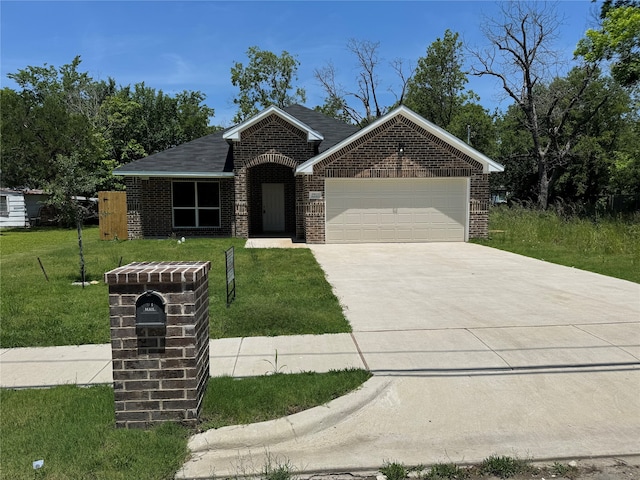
[[303, 457, 640, 480]]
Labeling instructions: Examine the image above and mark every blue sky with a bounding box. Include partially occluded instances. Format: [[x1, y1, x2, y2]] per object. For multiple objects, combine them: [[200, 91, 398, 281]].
[[1, 1, 598, 126]]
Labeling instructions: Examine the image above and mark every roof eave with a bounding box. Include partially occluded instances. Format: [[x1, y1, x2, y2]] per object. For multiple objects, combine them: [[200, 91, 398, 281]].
[[113, 171, 234, 178], [223, 106, 324, 143]]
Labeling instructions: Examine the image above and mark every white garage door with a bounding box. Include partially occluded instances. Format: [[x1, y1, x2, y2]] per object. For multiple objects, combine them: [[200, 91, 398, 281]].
[[325, 178, 468, 243]]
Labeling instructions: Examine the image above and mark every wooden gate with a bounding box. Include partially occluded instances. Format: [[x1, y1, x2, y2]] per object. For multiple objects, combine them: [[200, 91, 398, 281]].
[[98, 191, 127, 240]]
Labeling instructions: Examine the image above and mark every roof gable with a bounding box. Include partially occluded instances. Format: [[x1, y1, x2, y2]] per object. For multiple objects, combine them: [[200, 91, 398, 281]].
[[223, 106, 324, 143], [296, 105, 504, 175]]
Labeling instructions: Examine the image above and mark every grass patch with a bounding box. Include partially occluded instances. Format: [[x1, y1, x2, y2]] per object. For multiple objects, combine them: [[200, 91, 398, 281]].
[[0, 385, 189, 480], [478, 455, 531, 478], [427, 462, 469, 479], [550, 462, 580, 479], [0, 368, 370, 479], [474, 206, 640, 283], [380, 461, 409, 480], [0, 227, 350, 347], [198, 368, 372, 430]]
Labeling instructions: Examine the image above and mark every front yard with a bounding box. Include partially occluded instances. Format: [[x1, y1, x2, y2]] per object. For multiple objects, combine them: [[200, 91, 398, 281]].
[[0, 227, 363, 479], [0, 227, 350, 347]]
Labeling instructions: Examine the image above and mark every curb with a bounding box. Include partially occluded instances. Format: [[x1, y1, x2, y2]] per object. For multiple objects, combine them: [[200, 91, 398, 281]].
[[188, 376, 391, 452]]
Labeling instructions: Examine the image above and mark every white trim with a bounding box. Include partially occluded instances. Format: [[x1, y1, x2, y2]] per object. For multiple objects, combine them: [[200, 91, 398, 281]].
[[114, 171, 234, 178], [223, 105, 324, 142], [296, 105, 504, 175]]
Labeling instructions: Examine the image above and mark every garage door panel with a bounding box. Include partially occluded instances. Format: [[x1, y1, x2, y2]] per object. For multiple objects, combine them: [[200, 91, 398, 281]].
[[326, 178, 467, 244], [379, 212, 395, 224]]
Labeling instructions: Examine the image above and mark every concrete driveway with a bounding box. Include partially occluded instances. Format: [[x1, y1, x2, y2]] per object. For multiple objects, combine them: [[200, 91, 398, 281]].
[[179, 243, 640, 478], [310, 242, 640, 374]]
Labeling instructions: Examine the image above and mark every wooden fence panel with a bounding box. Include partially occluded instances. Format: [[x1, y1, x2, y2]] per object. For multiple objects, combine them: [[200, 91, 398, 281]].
[[98, 191, 127, 240]]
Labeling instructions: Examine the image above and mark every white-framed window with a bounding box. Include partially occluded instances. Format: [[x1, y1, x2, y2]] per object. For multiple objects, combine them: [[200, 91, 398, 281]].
[[172, 181, 220, 228], [0, 196, 8, 217]]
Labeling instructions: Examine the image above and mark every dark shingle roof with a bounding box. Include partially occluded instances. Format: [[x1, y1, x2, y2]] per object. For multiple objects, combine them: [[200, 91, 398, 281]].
[[113, 130, 233, 175], [114, 104, 357, 176], [282, 104, 358, 152]]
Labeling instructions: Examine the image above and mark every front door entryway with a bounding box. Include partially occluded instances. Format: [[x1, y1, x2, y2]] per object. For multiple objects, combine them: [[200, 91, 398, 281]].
[[262, 183, 285, 232]]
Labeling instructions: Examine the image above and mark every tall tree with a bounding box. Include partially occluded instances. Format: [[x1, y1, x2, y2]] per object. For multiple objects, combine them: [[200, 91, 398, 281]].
[[470, 1, 600, 209], [1, 57, 106, 189], [575, 1, 640, 88], [447, 103, 498, 157], [405, 30, 472, 128], [99, 83, 214, 169], [313, 95, 353, 124], [230, 46, 306, 123], [494, 68, 634, 204], [552, 69, 632, 202], [2, 57, 215, 192]]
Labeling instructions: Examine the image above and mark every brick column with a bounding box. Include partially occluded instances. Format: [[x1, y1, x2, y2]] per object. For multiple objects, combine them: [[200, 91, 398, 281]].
[[104, 261, 210, 429]]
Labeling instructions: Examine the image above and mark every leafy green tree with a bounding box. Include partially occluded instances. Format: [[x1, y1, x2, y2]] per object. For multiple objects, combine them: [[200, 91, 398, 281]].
[[494, 106, 538, 201], [2, 56, 215, 192], [98, 83, 214, 178], [448, 103, 498, 157], [553, 70, 632, 202], [575, 2, 640, 87], [405, 30, 473, 129], [1, 57, 107, 189], [231, 46, 306, 123], [313, 95, 353, 124], [494, 68, 635, 205]]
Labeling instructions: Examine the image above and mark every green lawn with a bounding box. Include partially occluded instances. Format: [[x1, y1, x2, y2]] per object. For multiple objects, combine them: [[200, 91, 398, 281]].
[[474, 206, 640, 284], [0, 227, 350, 347], [0, 227, 368, 479], [0, 369, 371, 480]]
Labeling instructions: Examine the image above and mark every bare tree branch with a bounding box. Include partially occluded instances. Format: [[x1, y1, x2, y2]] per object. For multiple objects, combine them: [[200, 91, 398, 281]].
[[389, 57, 414, 105], [468, 0, 589, 208]]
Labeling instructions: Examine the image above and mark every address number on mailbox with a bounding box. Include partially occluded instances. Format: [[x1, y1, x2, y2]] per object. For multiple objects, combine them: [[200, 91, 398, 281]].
[[135, 291, 166, 327]]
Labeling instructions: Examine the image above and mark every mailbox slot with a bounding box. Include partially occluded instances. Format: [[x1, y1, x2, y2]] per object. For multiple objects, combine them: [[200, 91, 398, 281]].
[[135, 291, 166, 328]]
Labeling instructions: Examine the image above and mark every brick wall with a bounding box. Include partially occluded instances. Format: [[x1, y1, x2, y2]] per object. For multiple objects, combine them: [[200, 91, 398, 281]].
[[303, 116, 489, 242], [125, 177, 234, 239], [105, 261, 210, 429], [125, 177, 142, 240], [469, 172, 490, 238], [124, 111, 492, 243], [232, 114, 315, 239]]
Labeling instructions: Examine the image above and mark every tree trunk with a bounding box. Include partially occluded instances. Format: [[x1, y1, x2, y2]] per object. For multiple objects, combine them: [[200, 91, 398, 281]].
[[538, 162, 551, 209]]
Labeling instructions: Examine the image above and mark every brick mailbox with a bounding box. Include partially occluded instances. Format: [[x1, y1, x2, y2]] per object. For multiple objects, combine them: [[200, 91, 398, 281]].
[[105, 261, 211, 429]]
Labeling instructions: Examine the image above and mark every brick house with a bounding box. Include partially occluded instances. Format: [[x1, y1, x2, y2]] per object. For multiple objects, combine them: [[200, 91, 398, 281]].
[[114, 104, 503, 243]]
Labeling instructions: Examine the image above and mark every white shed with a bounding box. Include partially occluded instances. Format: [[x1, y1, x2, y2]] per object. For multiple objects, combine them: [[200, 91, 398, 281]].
[[0, 189, 28, 228], [0, 189, 49, 228]]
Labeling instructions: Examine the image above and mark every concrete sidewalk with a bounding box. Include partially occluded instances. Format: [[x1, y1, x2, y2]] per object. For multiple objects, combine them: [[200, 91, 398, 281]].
[[0, 333, 366, 389], [4, 322, 638, 388]]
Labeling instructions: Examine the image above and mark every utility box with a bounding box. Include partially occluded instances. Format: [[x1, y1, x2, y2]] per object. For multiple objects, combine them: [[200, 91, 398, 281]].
[[105, 261, 211, 429]]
